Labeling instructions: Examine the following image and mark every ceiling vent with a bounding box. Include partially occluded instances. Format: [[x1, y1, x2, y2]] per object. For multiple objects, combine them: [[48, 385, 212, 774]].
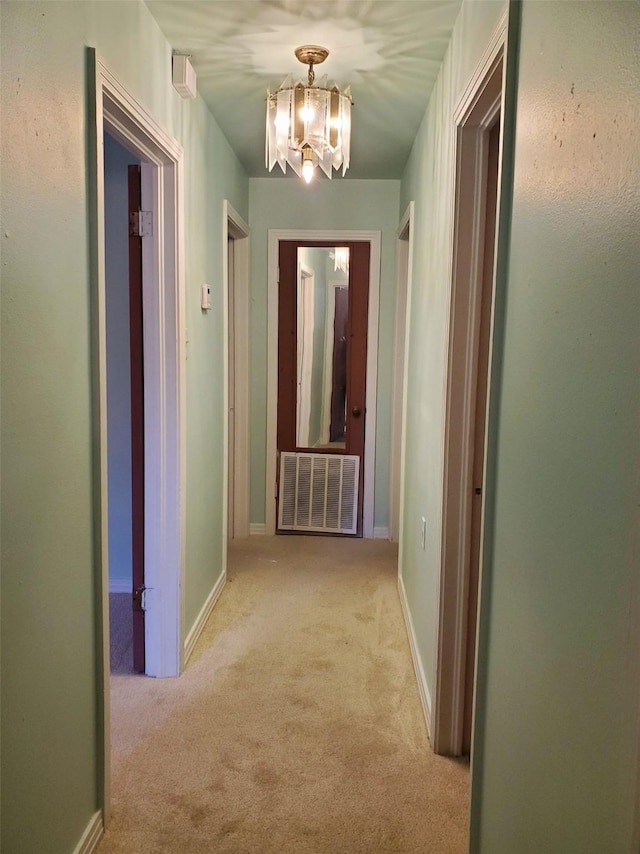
[[172, 55, 197, 100]]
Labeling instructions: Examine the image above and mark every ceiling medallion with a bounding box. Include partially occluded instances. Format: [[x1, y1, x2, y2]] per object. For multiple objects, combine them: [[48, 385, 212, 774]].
[[266, 45, 353, 183]]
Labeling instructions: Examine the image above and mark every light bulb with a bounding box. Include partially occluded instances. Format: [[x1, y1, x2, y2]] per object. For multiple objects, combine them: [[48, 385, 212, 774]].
[[302, 157, 315, 183], [301, 146, 316, 183], [299, 105, 314, 122]]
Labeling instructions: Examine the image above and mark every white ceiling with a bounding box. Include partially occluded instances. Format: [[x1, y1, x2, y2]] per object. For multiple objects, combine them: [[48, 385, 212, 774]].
[[145, 1, 462, 179]]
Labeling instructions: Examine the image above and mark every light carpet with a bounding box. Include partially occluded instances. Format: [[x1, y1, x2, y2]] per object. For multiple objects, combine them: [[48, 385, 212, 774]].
[[98, 535, 469, 853]]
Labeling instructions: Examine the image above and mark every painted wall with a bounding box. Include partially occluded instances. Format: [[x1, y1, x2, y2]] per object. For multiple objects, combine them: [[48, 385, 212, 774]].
[[104, 133, 139, 590], [0, 1, 247, 851], [471, 2, 640, 851], [398, 0, 506, 711], [248, 177, 400, 532]]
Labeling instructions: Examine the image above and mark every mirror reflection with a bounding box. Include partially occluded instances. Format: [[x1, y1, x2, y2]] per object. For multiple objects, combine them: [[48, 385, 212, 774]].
[[296, 246, 349, 449]]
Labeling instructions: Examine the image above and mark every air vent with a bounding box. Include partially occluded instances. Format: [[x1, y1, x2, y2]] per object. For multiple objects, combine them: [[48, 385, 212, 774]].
[[278, 452, 360, 535]]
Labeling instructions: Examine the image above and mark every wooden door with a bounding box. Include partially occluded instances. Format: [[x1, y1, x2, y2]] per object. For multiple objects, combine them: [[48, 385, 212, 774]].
[[277, 240, 370, 536], [128, 165, 145, 673], [462, 117, 501, 751]]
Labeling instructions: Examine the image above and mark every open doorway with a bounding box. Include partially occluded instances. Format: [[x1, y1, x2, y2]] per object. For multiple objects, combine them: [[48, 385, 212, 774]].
[[433, 45, 505, 757], [103, 134, 143, 674], [90, 49, 185, 823]]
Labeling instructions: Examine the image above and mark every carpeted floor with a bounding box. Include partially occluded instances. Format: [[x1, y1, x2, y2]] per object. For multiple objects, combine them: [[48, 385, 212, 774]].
[[99, 535, 469, 853], [109, 593, 134, 675]]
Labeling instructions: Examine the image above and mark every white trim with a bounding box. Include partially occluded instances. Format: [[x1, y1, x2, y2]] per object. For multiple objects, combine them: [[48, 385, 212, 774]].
[[183, 570, 227, 665], [398, 574, 432, 738], [98, 62, 185, 682], [108, 578, 131, 594], [223, 202, 250, 545], [249, 523, 267, 536], [390, 203, 414, 544], [90, 48, 186, 825], [266, 229, 381, 538], [72, 811, 103, 854], [454, 9, 508, 125], [433, 22, 506, 757], [396, 204, 415, 575], [373, 526, 390, 540]]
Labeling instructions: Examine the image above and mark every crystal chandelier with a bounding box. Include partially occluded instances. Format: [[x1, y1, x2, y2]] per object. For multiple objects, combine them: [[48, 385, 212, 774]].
[[266, 45, 353, 183]]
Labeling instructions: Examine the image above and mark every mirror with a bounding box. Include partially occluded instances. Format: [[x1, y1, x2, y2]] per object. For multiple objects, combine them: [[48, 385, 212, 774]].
[[296, 246, 349, 449]]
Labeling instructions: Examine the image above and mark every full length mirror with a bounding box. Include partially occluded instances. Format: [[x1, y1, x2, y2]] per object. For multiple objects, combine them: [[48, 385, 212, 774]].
[[296, 246, 349, 449]]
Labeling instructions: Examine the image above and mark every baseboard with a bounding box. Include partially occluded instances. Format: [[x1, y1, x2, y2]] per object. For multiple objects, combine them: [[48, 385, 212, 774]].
[[183, 570, 226, 665], [397, 573, 432, 739], [108, 578, 130, 594], [373, 526, 390, 540], [249, 523, 267, 536], [72, 811, 103, 854]]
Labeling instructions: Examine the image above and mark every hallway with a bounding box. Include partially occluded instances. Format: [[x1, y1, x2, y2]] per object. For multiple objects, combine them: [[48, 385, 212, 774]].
[[99, 536, 469, 853]]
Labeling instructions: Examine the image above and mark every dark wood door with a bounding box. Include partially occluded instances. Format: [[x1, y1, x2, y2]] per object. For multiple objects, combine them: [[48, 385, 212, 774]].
[[462, 117, 501, 751], [277, 240, 370, 536], [128, 165, 145, 673]]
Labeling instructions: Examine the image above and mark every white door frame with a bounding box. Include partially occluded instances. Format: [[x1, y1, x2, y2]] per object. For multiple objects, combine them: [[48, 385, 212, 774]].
[[90, 49, 186, 821], [223, 202, 250, 543], [432, 19, 506, 757], [266, 229, 381, 538], [389, 202, 414, 544]]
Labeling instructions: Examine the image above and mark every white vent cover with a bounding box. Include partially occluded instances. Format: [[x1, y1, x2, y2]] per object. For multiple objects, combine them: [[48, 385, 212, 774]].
[[172, 55, 197, 100], [278, 452, 360, 535]]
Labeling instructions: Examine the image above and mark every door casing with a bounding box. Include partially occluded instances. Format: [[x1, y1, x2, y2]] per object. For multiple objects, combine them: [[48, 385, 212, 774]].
[[90, 49, 186, 825], [433, 22, 506, 758], [266, 229, 381, 538], [223, 201, 250, 545], [389, 203, 414, 544]]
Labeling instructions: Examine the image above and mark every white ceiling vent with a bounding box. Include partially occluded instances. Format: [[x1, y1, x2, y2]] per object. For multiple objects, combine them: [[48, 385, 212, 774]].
[[172, 55, 197, 100], [278, 452, 359, 535]]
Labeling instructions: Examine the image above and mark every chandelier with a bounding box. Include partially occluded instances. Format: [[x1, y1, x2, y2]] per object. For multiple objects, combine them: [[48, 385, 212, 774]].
[[266, 45, 353, 183]]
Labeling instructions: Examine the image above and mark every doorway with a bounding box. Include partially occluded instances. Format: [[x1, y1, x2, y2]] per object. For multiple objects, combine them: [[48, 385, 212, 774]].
[[276, 240, 370, 537], [103, 135, 146, 674], [91, 49, 185, 822], [266, 229, 381, 539], [433, 48, 504, 757], [224, 201, 250, 542]]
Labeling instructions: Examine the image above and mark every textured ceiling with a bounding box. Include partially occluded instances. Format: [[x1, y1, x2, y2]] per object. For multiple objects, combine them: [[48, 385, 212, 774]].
[[145, 1, 462, 179]]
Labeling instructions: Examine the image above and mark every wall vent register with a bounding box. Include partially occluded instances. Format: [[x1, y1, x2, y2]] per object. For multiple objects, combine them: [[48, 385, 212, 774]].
[[278, 452, 359, 535]]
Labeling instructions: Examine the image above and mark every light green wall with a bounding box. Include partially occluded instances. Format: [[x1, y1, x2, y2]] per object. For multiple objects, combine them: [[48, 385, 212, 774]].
[[471, 2, 640, 851], [398, 0, 506, 705], [248, 178, 400, 531], [181, 86, 248, 630], [0, 1, 247, 851]]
